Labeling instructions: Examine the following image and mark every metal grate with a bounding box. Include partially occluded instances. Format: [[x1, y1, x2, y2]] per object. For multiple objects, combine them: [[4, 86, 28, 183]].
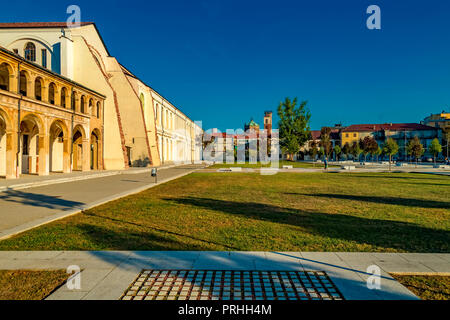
[[121, 270, 344, 300]]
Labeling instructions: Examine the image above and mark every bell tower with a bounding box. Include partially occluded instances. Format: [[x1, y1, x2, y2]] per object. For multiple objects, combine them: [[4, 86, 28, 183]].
[[264, 111, 272, 137]]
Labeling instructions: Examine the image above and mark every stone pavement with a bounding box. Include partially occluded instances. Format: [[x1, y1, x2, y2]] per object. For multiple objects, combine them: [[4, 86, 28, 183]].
[[1, 251, 448, 300], [0, 164, 204, 240]]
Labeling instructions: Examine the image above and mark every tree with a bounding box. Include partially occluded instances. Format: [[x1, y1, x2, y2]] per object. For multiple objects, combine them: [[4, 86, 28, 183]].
[[277, 97, 311, 161], [350, 141, 362, 162], [334, 145, 341, 161], [407, 136, 424, 168], [309, 140, 318, 167], [318, 147, 324, 160], [342, 143, 351, 160], [361, 136, 378, 163], [373, 146, 382, 162], [319, 127, 332, 161], [382, 138, 399, 171], [428, 138, 442, 165]]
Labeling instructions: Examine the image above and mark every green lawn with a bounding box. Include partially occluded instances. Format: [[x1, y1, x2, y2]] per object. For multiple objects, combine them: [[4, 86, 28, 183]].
[[209, 160, 338, 169], [0, 172, 448, 252], [391, 274, 450, 300], [0, 270, 68, 300]]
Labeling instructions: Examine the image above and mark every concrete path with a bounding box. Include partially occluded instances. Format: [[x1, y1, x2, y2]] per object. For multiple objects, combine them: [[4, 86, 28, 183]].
[[1, 251, 448, 300], [0, 164, 204, 240]]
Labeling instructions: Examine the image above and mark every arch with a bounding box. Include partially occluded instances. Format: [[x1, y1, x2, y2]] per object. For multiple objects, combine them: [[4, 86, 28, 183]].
[[24, 42, 36, 62], [90, 128, 102, 170], [0, 107, 14, 178], [72, 125, 86, 171], [19, 113, 44, 175], [8, 36, 53, 52], [71, 91, 77, 110], [34, 76, 43, 101], [0, 62, 13, 91], [80, 95, 86, 113], [19, 70, 29, 96], [96, 101, 101, 118], [0, 107, 11, 131], [49, 120, 69, 173], [60, 87, 68, 108], [48, 82, 56, 104]]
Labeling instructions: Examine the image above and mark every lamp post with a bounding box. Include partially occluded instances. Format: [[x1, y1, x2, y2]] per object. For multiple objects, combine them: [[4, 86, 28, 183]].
[[151, 168, 157, 183]]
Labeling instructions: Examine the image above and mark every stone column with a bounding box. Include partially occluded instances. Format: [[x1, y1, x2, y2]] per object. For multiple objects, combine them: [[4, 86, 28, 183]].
[[9, 73, 18, 93], [63, 137, 71, 173], [5, 131, 17, 179], [54, 88, 61, 106], [82, 138, 90, 171], [41, 84, 49, 103], [38, 134, 49, 176]]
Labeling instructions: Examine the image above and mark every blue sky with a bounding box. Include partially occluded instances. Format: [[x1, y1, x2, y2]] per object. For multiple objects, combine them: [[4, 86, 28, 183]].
[[2, 0, 450, 131]]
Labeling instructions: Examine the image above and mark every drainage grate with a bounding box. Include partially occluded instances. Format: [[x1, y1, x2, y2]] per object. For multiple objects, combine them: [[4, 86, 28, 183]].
[[121, 270, 344, 300]]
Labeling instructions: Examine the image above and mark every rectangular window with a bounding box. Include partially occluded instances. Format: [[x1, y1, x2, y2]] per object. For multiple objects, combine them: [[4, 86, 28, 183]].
[[41, 49, 47, 68], [345, 133, 349, 138]]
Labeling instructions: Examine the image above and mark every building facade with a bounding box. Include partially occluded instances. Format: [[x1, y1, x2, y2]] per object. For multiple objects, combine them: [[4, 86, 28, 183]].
[[0, 47, 105, 178], [0, 22, 202, 178], [341, 123, 441, 159], [205, 111, 273, 162], [422, 111, 450, 156]]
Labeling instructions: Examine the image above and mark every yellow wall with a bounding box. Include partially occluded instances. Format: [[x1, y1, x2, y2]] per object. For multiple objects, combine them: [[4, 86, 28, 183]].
[[341, 132, 359, 146]]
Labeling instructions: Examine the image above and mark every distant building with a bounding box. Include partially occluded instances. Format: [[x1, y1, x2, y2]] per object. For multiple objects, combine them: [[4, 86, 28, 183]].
[[341, 123, 441, 159], [421, 111, 450, 156], [205, 111, 273, 162]]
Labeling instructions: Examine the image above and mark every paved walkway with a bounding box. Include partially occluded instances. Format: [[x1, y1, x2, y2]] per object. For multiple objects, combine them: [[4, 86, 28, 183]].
[[0, 164, 204, 240], [1, 251, 448, 300]]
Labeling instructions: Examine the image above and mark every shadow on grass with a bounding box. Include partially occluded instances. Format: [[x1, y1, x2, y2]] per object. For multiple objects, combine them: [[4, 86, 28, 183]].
[[75, 223, 209, 251], [292, 193, 450, 209], [82, 212, 239, 250], [163, 196, 450, 252]]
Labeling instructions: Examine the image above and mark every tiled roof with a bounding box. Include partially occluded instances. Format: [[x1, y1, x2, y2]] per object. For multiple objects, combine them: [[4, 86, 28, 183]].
[[0, 22, 93, 28], [311, 129, 341, 140], [342, 123, 437, 132], [311, 130, 321, 140]]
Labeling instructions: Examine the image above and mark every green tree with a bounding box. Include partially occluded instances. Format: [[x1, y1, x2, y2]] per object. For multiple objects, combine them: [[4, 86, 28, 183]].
[[334, 145, 341, 161], [350, 141, 362, 162], [407, 136, 424, 168], [361, 136, 378, 163], [382, 138, 399, 171], [373, 146, 382, 162], [428, 138, 442, 165], [309, 140, 318, 167], [277, 97, 311, 161], [319, 127, 332, 161], [318, 147, 324, 160], [342, 142, 351, 160]]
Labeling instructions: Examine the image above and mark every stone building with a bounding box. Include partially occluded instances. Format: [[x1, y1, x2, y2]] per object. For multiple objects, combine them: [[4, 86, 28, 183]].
[[0, 22, 202, 178], [0, 47, 105, 178]]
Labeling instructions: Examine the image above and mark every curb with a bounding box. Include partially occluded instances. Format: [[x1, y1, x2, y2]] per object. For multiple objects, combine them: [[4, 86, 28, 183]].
[[0, 167, 198, 241], [0, 163, 181, 193]]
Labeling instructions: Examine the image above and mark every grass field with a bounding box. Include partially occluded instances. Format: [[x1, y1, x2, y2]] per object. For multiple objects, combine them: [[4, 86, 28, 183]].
[[0, 270, 68, 300], [208, 160, 338, 169], [392, 274, 450, 300], [0, 172, 448, 252]]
